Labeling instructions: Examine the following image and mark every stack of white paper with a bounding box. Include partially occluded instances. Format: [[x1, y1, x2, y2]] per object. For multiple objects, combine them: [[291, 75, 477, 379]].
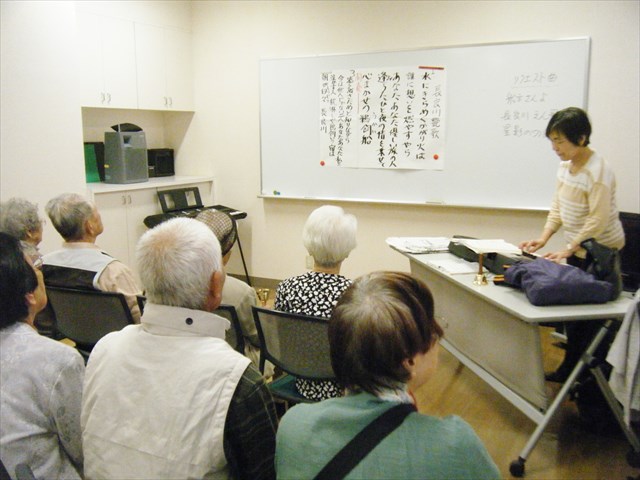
[[386, 237, 451, 254], [456, 239, 521, 255]]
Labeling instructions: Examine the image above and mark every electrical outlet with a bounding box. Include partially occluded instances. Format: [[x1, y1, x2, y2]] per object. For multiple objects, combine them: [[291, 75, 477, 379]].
[[305, 255, 313, 269]]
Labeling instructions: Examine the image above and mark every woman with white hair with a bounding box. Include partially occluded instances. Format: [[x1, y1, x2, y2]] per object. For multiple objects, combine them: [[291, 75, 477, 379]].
[[0, 197, 44, 262], [274, 205, 357, 401]]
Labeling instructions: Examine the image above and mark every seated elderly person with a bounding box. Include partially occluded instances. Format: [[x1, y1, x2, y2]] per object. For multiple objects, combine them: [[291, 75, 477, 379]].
[[274, 205, 357, 400], [0, 197, 44, 262], [81, 218, 278, 479], [276, 272, 501, 480], [196, 209, 274, 376], [42, 193, 141, 322], [0, 232, 84, 479]]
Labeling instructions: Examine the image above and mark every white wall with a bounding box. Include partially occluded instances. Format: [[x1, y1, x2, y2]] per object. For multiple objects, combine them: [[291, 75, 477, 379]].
[[189, 0, 640, 281], [0, 1, 85, 254], [74, 0, 191, 30]]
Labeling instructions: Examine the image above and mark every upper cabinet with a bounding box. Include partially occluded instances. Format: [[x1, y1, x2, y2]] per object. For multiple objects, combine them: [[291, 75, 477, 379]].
[[76, 12, 194, 112], [76, 12, 138, 109], [135, 24, 194, 111]]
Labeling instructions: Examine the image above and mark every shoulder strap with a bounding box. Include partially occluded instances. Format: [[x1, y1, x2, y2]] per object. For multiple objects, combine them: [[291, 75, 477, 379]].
[[313, 402, 416, 480]]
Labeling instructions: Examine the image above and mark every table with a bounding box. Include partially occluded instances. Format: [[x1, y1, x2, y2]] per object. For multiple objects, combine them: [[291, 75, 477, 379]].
[[394, 249, 638, 476]]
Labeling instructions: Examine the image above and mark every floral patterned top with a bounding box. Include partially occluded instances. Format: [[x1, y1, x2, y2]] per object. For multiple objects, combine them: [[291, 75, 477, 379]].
[[274, 271, 351, 401]]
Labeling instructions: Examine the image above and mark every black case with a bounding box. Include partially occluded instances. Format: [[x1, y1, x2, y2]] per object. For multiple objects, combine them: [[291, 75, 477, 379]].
[[448, 238, 533, 275], [147, 149, 175, 177]]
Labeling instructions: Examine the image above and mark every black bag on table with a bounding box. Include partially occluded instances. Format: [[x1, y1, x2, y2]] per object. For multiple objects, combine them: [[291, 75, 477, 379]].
[[581, 237, 623, 300]]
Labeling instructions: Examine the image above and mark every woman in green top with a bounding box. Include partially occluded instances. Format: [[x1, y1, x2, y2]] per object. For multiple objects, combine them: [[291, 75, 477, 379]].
[[275, 271, 500, 480]]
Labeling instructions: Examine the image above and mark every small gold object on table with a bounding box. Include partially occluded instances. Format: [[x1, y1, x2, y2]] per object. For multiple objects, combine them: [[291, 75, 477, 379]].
[[473, 253, 488, 286], [257, 288, 270, 306]]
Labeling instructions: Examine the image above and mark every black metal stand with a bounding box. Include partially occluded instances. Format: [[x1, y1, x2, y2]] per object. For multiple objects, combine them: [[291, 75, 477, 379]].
[[235, 232, 251, 287]]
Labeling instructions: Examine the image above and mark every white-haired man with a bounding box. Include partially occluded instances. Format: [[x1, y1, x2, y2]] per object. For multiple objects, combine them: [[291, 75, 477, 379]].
[[80, 218, 277, 479], [42, 192, 141, 322]]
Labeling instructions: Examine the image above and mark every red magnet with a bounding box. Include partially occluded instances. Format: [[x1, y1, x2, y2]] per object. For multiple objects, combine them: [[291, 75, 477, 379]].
[[433, 154, 439, 160], [320, 160, 325, 166]]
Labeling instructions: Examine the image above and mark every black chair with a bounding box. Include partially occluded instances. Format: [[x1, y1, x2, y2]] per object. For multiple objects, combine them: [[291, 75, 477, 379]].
[[46, 286, 135, 360], [0, 458, 10, 480], [252, 306, 336, 406], [619, 211, 640, 292], [14, 465, 36, 480], [136, 294, 146, 314], [215, 304, 245, 354]]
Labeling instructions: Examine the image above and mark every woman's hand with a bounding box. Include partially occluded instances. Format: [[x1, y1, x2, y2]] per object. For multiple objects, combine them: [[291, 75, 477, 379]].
[[543, 249, 573, 263], [518, 238, 546, 253]]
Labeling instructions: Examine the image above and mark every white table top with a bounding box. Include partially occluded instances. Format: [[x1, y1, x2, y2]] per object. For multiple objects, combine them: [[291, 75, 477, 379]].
[[403, 251, 634, 324]]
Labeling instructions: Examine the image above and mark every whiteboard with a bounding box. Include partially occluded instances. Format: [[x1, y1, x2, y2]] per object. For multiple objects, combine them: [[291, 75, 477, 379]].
[[259, 38, 590, 210]]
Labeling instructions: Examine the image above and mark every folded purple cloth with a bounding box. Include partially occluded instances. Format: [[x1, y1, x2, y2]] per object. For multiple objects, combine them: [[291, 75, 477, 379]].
[[504, 258, 614, 306]]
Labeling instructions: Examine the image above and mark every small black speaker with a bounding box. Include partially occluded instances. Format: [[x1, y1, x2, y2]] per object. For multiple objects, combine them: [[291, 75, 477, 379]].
[[147, 149, 175, 177]]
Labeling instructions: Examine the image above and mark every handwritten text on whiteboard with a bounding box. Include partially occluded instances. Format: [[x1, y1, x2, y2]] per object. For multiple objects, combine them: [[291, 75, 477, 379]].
[[320, 67, 446, 170]]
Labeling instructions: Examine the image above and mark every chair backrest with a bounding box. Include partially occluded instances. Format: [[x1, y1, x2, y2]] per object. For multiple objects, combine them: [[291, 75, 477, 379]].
[[0, 460, 36, 480], [252, 306, 335, 380], [14, 464, 36, 480], [215, 304, 245, 353], [619, 211, 640, 292], [0, 458, 11, 480], [46, 286, 135, 351]]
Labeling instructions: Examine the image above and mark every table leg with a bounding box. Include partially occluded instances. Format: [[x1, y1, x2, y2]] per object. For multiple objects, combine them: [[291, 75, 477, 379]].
[[509, 320, 613, 477]]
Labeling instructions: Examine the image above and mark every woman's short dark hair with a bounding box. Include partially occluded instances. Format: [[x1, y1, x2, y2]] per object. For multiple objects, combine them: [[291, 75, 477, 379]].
[[0, 232, 38, 328], [545, 107, 591, 146], [329, 271, 443, 395]]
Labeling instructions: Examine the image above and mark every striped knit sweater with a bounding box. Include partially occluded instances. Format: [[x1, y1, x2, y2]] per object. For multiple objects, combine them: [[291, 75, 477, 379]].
[[544, 151, 625, 258]]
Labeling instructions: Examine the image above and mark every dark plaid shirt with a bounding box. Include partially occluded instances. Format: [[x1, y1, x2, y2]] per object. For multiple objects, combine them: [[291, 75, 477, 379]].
[[224, 365, 278, 480]]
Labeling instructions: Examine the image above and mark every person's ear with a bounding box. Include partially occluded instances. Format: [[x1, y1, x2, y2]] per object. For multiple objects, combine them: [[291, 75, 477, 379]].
[[85, 218, 96, 237], [402, 357, 416, 378], [25, 292, 37, 310], [204, 270, 226, 311], [578, 135, 587, 147]]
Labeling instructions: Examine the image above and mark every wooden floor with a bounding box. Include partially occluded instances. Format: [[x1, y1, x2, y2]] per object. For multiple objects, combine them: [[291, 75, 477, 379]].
[[413, 326, 638, 480]]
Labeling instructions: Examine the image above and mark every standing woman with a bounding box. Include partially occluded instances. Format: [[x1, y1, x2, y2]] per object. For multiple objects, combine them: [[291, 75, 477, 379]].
[[519, 107, 625, 381]]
